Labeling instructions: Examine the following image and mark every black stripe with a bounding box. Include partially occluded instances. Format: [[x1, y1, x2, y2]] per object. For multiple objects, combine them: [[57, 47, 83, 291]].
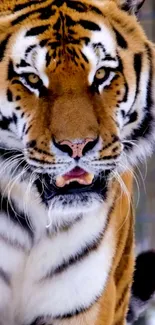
[[78, 19, 101, 31], [26, 140, 37, 148], [54, 299, 99, 319], [17, 59, 31, 68], [44, 294, 100, 320], [64, 14, 75, 28], [22, 123, 26, 135], [43, 235, 104, 280], [39, 6, 56, 20], [125, 111, 138, 125], [6, 89, 13, 102], [125, 53, 142, 121], [67, 1, 87, 12], [12, 12, 33, 25], [80, 51, 89, 63], [48, 41, 61, 49], [0, 34, 11, 62], [145, 44, 153, 109], [12, 5, 56, 25], [131, 45, 153, 142], [0, 268, 10, 286], [39, 38, 50, 47], [67, 47, 79, 59], [12, 79, 23, 86], [26, 25, 50, 37], [113, 28, 128, 49], [16, 95, 21, 101], [52, 0, 64, 7], [134, 53, 142, 93], [43, 194, 114, 280], [8, 60, 17, 81], [100, 154, 120, 160], [25, 45, 37, 58], [14, 0, 48, 12], [28, 156, 52, 165], [102, 136, 119, 150], [12, 5, 53, 25], [116, 56, 129, 104], [131, 111, 152, 142], [13, 113, 17, 125], [29, 318, 46, 325], [133, 52, 142, 102], [115, 283, 129, 312], [46, 52, 51, 67], [31, 147, 53, 157], [0, 116, 12, 130], [30, 282, 109, 322], [65, 1, 102, 16], [0, 190, 33, 237], [102, 55, 117, 62], [0, 233, 27, 252], [81, 37, 90, 45], [121, 81, 129, 103], [89, 5, 103, 16]]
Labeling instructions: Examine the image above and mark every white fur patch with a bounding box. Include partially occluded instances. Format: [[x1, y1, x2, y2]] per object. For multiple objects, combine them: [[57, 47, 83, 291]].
[[11, 29, 49, 94], [19, 226, 115, 324]]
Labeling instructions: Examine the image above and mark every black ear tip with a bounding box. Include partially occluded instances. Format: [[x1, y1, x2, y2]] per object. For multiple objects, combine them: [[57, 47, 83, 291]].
[[121, 0, 146, 14], [127, 250, 155, 324], [133, 250, 155, 301], [137, 0, 145, 11]]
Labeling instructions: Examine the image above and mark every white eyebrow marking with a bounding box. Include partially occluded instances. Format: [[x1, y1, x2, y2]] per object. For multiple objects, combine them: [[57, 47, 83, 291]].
[[11, 29, 49, 89], [82, 23, 117, 85]]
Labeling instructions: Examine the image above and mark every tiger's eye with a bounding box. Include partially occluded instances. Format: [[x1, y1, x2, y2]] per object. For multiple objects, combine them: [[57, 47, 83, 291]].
[[28, 73, 40, 84], [95, 68, 106, 80]]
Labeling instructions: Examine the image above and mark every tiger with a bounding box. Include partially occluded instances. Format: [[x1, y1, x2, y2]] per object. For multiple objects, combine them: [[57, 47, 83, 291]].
[[0, 0, 154, 324]]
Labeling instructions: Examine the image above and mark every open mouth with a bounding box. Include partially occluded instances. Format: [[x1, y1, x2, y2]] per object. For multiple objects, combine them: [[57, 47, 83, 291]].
[[35, 167, 110, 204]]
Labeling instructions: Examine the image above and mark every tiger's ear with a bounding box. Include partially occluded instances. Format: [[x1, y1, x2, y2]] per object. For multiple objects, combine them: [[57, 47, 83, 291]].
[[117, 0, 145, 14]]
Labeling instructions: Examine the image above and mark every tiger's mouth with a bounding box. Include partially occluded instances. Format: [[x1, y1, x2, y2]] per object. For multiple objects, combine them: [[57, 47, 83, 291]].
[[35, 167, 110, 204], [55, 167, 94, 188]]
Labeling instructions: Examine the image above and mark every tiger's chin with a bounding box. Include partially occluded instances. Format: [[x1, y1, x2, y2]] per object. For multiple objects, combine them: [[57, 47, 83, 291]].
[[35, 169, 110, 221]]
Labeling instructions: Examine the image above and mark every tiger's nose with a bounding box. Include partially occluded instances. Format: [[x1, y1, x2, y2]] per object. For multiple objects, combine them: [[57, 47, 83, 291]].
[[53, 137, 99, 158]]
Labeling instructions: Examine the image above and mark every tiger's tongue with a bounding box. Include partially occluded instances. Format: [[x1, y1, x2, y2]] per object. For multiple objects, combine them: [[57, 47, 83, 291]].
[[56, 167, 94, 188]]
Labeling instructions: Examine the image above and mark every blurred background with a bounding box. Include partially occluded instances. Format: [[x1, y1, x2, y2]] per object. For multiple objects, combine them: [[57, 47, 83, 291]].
[[134, 1, 155, 324]]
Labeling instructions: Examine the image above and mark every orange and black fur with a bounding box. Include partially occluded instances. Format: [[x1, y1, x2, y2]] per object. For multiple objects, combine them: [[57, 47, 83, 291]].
[[0, 0, 154, 324]]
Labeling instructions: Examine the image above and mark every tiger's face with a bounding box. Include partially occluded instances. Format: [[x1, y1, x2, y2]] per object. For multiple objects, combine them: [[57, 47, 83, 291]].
[[0, 0, 154, 214]]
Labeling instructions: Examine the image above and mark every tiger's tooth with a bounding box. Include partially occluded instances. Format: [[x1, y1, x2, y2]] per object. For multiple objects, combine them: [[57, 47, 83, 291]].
[[56, 176, 66, 187], [84, 173, 94, 184], [56, 173, 95, 187], [66, 178, 85, 185]]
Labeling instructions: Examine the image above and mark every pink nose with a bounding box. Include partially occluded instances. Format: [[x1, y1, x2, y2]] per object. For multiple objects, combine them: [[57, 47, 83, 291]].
[[55, 137, 99, 158]]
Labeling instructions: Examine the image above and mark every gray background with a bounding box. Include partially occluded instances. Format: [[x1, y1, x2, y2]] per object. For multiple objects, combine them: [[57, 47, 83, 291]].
[[134, 1, 155, 324]]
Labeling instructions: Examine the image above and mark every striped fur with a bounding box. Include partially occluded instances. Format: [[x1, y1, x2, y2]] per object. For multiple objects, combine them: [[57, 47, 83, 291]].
[[0, 0, 154, 324]]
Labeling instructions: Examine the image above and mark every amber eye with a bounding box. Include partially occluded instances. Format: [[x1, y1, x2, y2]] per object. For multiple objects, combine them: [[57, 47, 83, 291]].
[[27, 73, 40, 84], [95, 68, 106, 80], [21, 72, 43, 90]]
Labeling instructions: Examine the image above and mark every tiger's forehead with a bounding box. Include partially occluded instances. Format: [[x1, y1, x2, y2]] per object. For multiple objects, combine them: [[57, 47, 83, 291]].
[[10, 16, 118, 81]]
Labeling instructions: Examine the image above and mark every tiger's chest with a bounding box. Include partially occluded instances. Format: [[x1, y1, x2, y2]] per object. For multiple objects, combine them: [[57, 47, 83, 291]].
[[0, 206, 115, 325]]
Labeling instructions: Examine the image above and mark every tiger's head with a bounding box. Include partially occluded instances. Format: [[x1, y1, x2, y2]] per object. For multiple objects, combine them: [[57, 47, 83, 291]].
[[0, 0, 154, 216]]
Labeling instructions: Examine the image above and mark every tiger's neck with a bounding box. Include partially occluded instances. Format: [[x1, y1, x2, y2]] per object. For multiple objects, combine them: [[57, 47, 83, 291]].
[[0, 169, 133, 325]]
